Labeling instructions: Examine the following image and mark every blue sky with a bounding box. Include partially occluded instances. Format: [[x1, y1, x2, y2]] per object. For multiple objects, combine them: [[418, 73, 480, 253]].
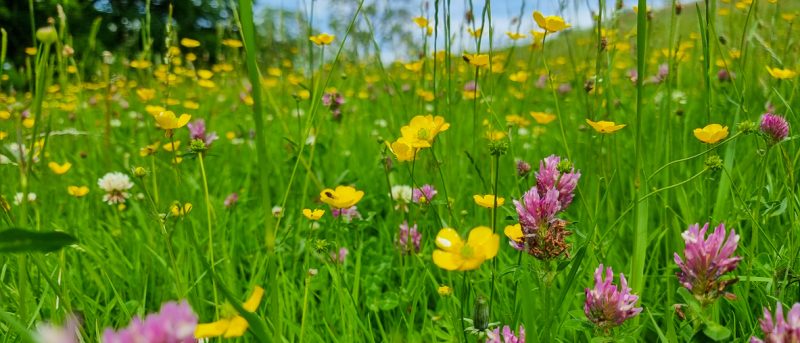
[[255, 0, 666, 62]]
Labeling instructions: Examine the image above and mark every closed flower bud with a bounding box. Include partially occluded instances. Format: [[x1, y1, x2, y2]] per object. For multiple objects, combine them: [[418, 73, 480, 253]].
[[36, 26, 58, 44], [133, 166, 147, 177], [473, 295, 489, 331]]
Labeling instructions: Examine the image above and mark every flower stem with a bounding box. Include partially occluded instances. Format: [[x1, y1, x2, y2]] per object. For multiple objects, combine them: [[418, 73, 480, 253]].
[[197, 152, 220, 315]]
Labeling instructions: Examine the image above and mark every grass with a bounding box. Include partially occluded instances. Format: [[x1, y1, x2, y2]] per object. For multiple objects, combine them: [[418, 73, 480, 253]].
[[1, 0, 800, 342]]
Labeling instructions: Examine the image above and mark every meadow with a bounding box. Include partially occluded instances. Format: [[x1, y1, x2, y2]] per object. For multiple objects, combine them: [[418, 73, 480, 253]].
[[0, 0, 799, 342]]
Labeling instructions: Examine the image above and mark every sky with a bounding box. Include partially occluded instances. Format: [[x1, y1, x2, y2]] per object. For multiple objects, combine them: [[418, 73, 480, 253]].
[[254, 0, 667, 62]]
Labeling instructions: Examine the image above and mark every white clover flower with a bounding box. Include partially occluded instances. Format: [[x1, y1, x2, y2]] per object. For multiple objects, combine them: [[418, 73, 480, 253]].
[[14, 192, 37, 205], [391, 185, 413, 203], [97, 172, 134, 205]]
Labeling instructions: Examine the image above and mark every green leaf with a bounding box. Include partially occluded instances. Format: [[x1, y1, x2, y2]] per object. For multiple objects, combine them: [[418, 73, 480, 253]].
[[0, 228, 77, 253], [702, 321, 731, 341]]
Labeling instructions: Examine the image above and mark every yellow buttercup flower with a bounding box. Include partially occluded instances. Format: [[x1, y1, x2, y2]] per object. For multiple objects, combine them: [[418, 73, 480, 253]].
[[320, 186, 364, 209], [399, 115, 450, 148], [413, 16, 428, 28], [67, 186, 89, 198], [0, 110, 10, 120], [140, 141, 161, 157], [586, 119, 626, 134], [48, 162, 72, 175], [303, 208, 325, 220], [508, 71, 529, 83], [130, 59, 152, 69], [693, 124, 729, 144], [468, 27, 483, 37], [504, 224, 524, 243], [473, 194, 504, 208], [530, 111, 556, 124], [766, 66, 797, 79], [170, 202, 193, 217], [432, 227, 499, 271], [533, 11, 571, 33], [506, 31, 527, 40], [222, 39, 243, 48], [136, 88, 156, 101], [180, 38, 201, 48], [195, 286, 264, 339], [463, 53, 489, 67], [386, 138, 418, 162], [309, 33, 335, 46], [155, 111, 191, 130], [404, 60, 424, 72], [0, 131, 7, 140], [162, 141, 181, 152]]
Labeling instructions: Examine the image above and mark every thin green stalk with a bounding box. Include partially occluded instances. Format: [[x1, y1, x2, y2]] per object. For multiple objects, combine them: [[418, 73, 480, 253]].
[[630, 0, 649, 322], [197, 153, 220, 314]]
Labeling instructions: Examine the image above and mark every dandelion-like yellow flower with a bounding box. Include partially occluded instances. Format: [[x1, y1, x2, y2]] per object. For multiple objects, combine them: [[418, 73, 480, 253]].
[[195, 286, 264, 339], [473, 194, 504, 208], [533, 11, 571, 33], [309, 33, 335, 46], [320, 186, 364, 209], [67, 186, 89, 198], [432, 227, 499, 271], [48, 162, 72, 175], [155, 111, 191, 130], [586, 119, 626, 134], [693, 124, 729, 144], [303, 208, 325, 220]]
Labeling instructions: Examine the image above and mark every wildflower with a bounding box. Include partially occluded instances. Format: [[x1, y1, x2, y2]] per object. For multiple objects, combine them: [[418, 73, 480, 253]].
[[35, 315, 80, 343], [331, 206, 362, 221], [503, 224, 525, 251], [530, 111, 556, 124], [535, 155, 580, 208], [508, 71, 529, 83], [397, 221, 421, 253], [322, 92, 345, 121], [98, 172, 134, 205], [506, 31, 527, 40], [222, 39, 243, 48], [67, 186, 89, 198], [320, 185, 364, 209], [432, 226, 499, 271], [224, 193, 239, 208], [104, 300, 198, 342], [412, 16, 428, 28], [437, 285, 452, 296], [272, 206, 284, 218], [693, 124, 729, 144], [155, 111, 191, 130], [48, 161, 72, 175], [516, 159, 532, 177], [533, 11, 571, 33], [463, 53, 490, 67], [309, 33, 335, 46], [162, 141, 181, 152], [170, 202, 192, 217], [13, 192, 36, 206], [760, 113, 790, 146], [412, 184, 438, 204], [584, 264, 642, 330], [187, 119, 219, 147], [386, 137, 418, 162], [195, 287, 263, 339], [514, 155, 580, 260], [486, 325, 525, 343], [674, 223, 741, 304], [331, 247, 348, 263], [180, 38, 201, 48], [586, 119, 626, 134], [474, 194, 504, 208], [750, 302, 800, 343], [303, 208, 325, 220], [766, 66, 797, 79], [399, 115, 450, 148]]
